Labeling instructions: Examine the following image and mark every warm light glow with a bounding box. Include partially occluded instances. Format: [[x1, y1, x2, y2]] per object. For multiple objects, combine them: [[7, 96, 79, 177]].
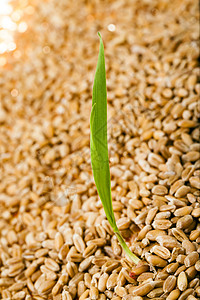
[[0, 42, 7, 54], [11, 88, 18, 97], [18, 21, 27, 32], [0, 56, 7, 66], [0, 1, 13, 16], [11, 10, 22, 22], [107, 24, 116, 32], [0, 0, 29, 56], [1, 16, 17, 30]]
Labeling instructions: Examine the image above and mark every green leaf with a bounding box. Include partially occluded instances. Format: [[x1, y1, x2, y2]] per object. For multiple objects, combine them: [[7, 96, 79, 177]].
[[90, 33, 117, 231], [90, 33, 140, 264]]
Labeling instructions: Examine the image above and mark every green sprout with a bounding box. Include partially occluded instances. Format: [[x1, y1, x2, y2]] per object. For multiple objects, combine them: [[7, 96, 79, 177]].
[[90, 32, 140, 265]]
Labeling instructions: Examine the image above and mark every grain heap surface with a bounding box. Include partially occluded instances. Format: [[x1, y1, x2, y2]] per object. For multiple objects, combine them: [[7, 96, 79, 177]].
[[0, 0, 199, 299]]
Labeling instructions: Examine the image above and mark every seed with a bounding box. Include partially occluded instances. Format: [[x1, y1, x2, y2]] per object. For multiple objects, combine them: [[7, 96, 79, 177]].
[[79, 256, 93, 272], [145, 207, 158, 225], [146, 230, 166, 241], [176, 183, 190, 198], [189, 177, 200, 189], [31, 270, 42, 282], [131, 281, 155, 296], [182, 240, 196, 254], [137, 272, 154, 282], [8, 262, 24, 277], [174, 206, 193, 217], [152, 219, 172, 230], [185, 266, 197, 280], [182, 165, 195, 181], [84, 273, 92, 288], [89, 286, 99, 299], [68, 252, 83, 262], [40, 265, 57, 281], [197, 286, 200, 297], [9, 282, 25, 292], [112, 297, 121, 300], [170, 179, 184, 195], [155, 211, 171, 219], [73, 234, 86, 253], [114, 286, 127, 297], [79, 290, 89, 300], [55, 232, 64, 252], [152, 185, 168, 195], [184, 252, 199, 267], [92, 257, 108, 267], [171, 228, 188, 242], [189, 230, 200, 241], [163, 275, 177, 293], [12, 291, 26, 299], [116, 217, 131, 230], [145, 253, 167, 267], [151, 245, 170, 259], [87, 238, 106, 247], [177, 271, 188, 291], [166, 262, 179, 274], [156, 235, 180, 249], [176, 254, 187, 264], [42, 239, 55, 249], [178, 288, 194, 300], [162, 88, 173, 98], [117, 269, 126, 286], [44, 258, 60, 272], [121, 268, 137, 284], [107, 273, 118, 290], [102, 220, 113, 235], [37, 279, 56, 295], [111, 235, 122, 256], [192, 207, 200, 218], [35, 249, 49, 258], [52, 281, 63, 296], [187, 296, 197, 300], [176, 215, 193, 230], [148, 153, 165, 167], [58, 243, 70, 261], [137, 225, 152, 240], [195, 260, 200, 271], [98, 273, 109, 292], [77, 280, 86, 297], [62, 290, 73, 300], [129, 199, 144, 210], [182, 151, 199, 162], [102, 260, 120, 273], [95, 224, 107, 238], [166, 289, 180, 300], [68, 272, 84, 286], [174, 265, 187, 276], [134, 210, 148, 225], [147, 287, 163, 298], [189, 278, 199, 288], [66, 262, 78, 278], [130, 263, 149, 275]]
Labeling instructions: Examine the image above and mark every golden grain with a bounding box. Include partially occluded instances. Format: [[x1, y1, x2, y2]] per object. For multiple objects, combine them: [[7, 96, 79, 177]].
[[0, 0, 199, 298]]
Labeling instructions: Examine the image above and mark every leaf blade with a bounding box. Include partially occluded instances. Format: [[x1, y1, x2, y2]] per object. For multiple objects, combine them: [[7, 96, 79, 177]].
[[90, 33, 117, 231], [90, 33, 140, 265]]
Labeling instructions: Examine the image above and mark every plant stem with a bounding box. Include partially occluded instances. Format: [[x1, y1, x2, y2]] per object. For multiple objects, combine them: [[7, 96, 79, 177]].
[[114, 230, 140, 265]]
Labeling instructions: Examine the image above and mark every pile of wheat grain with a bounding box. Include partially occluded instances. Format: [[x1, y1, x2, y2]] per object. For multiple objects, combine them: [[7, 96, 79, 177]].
[[0, 0, 199, 299]]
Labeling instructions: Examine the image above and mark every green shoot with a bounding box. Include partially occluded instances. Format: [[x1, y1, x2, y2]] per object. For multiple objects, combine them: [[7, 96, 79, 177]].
[[90, 32, 140, 265]]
